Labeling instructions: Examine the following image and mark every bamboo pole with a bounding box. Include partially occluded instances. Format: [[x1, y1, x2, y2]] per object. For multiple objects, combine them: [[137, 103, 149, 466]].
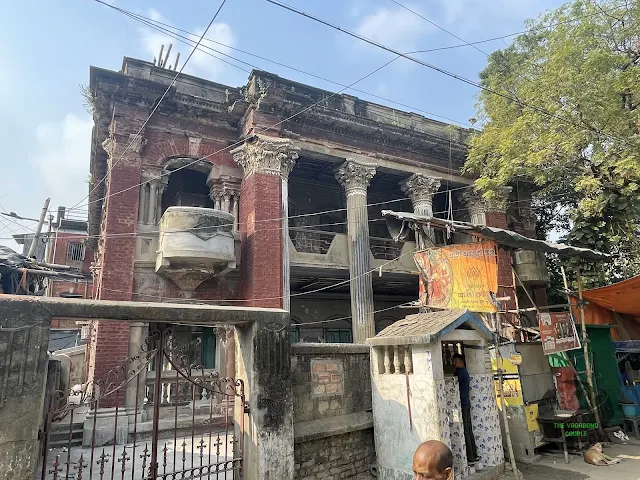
[[492, 297, 521, 479], [575, 267, 603, 433]]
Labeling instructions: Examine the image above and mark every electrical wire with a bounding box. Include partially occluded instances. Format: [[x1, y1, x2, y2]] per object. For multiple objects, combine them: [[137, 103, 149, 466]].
[[70, 56, 411, 211], [0, 185, 482, 242], [73, 0, 230, 211], [266, 0, 632, 146], [92, 245, 419, 304], [73, 1, 481, 212], [94, 0, 476, 129]]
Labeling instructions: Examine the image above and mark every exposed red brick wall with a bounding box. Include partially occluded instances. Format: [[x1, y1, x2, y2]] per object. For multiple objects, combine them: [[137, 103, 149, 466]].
[[90, 127, 142, 406], [484, 211, 518, 334], [238, 172, 283, 308], [51, 318, 82, 329]]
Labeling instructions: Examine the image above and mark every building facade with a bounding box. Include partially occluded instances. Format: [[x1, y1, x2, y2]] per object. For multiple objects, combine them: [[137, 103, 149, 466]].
[[86, 57, 547, 385]]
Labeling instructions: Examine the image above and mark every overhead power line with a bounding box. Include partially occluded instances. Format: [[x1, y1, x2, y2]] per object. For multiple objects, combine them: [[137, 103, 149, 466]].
[[94, 0, 476, 130], [73, 0, 230, 211], [265, 0, 631, 146], [70, 59, 407, 210]]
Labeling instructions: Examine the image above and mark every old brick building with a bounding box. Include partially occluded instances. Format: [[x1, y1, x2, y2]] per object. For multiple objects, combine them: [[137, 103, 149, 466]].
[[86, 57, 546, 385]]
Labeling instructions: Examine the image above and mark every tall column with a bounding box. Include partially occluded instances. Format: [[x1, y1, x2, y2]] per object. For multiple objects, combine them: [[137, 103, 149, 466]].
[[460, 187, 517, 336], [231, 135, 299, 309], [400, 173, 441, 247], [335, 158, 377, 343]]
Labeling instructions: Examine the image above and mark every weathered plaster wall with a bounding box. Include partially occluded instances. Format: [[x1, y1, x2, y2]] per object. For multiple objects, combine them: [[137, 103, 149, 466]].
[[371, 343, 445, 480], [291, 344, 371, 423], [0, 304, 50, 480], [292, 344, 375, 479]]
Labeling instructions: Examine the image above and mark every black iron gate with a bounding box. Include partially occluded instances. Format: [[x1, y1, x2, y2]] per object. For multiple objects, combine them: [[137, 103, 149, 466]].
[[38, 324, 247, 479]]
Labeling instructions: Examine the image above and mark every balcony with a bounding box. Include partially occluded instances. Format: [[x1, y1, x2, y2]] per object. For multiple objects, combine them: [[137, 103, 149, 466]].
[[156, 207, 238, 295], [288, 228, 416, 273]]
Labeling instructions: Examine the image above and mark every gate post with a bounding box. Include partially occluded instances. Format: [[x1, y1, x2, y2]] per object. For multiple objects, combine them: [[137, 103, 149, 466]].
[[235, 311, 294, 480], [0, 301, 51, 479]]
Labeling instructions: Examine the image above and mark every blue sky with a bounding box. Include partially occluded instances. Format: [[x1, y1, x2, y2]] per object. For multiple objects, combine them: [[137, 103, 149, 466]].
[[0, 0, 563, 248]]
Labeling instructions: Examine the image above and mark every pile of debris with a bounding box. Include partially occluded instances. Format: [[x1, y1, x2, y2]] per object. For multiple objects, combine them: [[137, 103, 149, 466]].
[[0, 246, 85, 295]]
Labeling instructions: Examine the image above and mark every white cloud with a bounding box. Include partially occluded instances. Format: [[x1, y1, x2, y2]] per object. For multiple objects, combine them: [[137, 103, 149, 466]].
[[30, 114, 93, 210], [435, 0, 540, 36], [138, 9, 236, 81], [353, 5, 430, 53]]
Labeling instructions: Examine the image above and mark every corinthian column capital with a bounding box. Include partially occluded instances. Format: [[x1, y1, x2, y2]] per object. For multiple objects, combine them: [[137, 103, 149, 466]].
[[400, 174, 441, 214], [335, 159, 377, 195], [460, 186, 512, 215], [230, 136, 300, 180]]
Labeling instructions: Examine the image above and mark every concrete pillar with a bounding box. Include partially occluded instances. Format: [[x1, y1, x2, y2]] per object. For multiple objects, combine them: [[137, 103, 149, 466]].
[[138, 182, 148, 224], [335, 158, 377, 344], [0, 302, 50, 479], [156, 177, 169, 224], [125, 322, 148, 421], [147, 183, 157, 225], [235, 312, 293, 480], [232, 136, 299, 310], [231, 196, 239, 231], [223, 193, 231, 213], [281, 174, 291, 311], [400, 173, 441, 247]]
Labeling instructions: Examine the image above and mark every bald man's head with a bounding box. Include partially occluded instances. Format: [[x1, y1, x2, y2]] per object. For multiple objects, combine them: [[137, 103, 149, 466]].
[[412, 441, 453, 480]]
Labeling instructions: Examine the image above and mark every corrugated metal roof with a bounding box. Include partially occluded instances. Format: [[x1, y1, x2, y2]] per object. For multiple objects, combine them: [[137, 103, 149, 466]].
[[382, 210, 609, 260], [48, 330, 79, 352], [367, 309, 492, 346]]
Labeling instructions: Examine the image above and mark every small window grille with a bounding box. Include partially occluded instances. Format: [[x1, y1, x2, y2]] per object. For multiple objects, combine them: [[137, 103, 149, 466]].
[[66, 242, 85, 262]]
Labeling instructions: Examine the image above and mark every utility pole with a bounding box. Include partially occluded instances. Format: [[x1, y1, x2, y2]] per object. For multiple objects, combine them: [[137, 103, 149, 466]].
[[28, 198, 50, 258]]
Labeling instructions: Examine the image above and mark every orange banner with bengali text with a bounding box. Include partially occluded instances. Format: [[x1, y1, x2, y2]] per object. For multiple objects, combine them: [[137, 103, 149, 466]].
[[414, 242, 498, 313]]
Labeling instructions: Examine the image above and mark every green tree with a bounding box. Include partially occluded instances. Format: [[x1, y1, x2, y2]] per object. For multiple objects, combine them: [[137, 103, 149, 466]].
[[466, 0, 640, 286]]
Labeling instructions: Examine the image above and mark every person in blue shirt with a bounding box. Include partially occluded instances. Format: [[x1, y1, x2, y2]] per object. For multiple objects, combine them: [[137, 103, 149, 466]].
[[453, 353, 480, 465]]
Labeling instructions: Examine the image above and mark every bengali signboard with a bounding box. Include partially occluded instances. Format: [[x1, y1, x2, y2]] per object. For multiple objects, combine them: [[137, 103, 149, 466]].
[[414, 242, 498, 313], [538, 312, 581, 355]]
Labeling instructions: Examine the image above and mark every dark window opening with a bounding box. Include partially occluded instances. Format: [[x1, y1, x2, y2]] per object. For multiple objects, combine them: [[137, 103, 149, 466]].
[[161, 168, 213, 215], [324, 328, 352, 343]]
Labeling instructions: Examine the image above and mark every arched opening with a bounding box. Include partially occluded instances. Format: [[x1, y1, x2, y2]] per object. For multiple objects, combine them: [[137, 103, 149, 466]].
[[161, 168, 213, 215]]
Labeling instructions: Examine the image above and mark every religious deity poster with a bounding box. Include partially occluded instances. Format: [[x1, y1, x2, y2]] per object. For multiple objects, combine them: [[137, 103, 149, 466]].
[[414, 242, 498, 313]]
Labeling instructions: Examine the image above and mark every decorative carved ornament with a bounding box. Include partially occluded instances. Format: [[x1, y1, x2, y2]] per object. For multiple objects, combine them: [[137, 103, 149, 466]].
[[401, 174, 442, 206], [334, 158, 377, 194], [231, 137, 300, 179], [128, 134, 147, 154], [459, 186, 513, 216]]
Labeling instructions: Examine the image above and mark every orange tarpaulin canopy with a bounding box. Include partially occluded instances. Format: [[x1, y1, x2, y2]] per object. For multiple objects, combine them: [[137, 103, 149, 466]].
[[582, 275, 640, 315], [572, 276, 640, 341]]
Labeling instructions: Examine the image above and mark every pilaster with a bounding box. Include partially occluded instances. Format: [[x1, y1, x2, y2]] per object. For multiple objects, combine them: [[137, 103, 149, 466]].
[[335, 158, 377, 343], [231, 136, 299, 310]]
